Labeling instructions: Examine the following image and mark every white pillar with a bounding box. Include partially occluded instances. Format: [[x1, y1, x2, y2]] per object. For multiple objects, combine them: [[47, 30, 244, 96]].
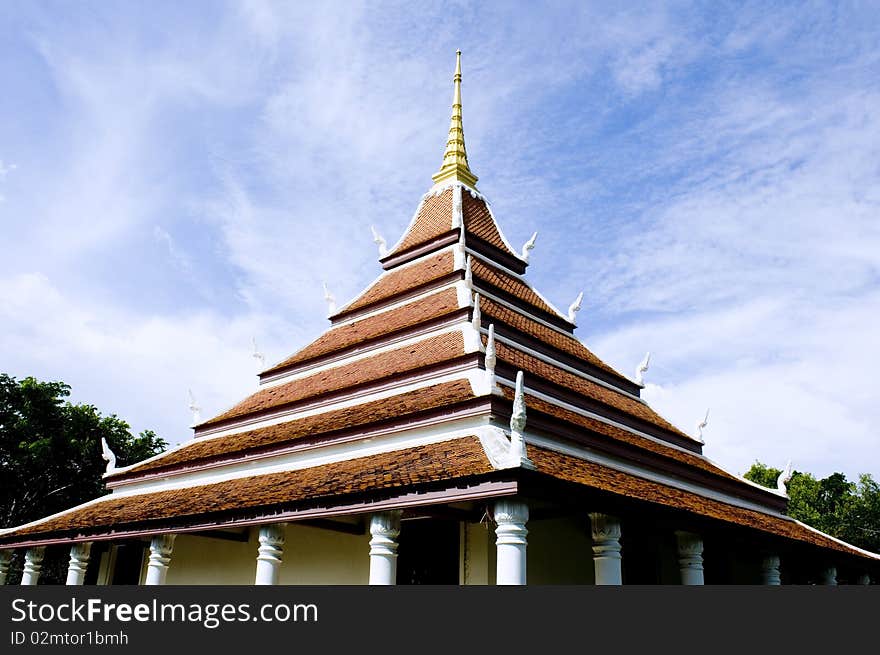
[[495, 500, 528, 585], [0, 549, 12, 585], [369, 511, 401, 585], [761, 555, 781, 585], [65, 542, 92, 586], [675, 531, 704, 585], [589, 513, 622, 585], [144, 534, 176, 585], [255, 523, 286, 585], [21, 547, 45, 586], [820, 566, 837, 585], [857, 573, 871, 585]]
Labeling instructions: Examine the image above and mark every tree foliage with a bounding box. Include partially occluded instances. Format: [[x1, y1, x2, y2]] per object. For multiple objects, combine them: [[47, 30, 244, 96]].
[[0, 374, 167, 582], [744, 461, 880, 553]]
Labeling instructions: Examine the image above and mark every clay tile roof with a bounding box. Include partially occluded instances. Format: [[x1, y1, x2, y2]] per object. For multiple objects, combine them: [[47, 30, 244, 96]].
[[462, 192, 517, 257], [495, 342, 689, 440], [386, 189, 454, 257], [479, 296, 628, 381], [499, 386, 736, 484], [1, 437, 494, 542], [115, 379, 478, 478], [265, 287, 463, 375], [472, 258, 560, 319], [334, 249, 457, 318], [202, 330, 469, 428], [529, 445, 876, 559]]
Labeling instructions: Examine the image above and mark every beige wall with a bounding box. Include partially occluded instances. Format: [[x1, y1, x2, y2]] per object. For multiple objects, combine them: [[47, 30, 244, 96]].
[[461, 521, 495, 585], [130, 514, 595, 585], [278, 523, 368, 585], [160, 532, 255, 585], [157, 524, 370, 585], [461, 515, 595, 585], [527, 516, 594, 584]]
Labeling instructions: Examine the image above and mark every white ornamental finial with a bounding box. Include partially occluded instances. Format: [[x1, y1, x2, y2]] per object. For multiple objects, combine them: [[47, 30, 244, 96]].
[[472, 293, 482, 332], [521, 231, 538, 261], [567, 291, 584, 324], [370, 225, 388, 257], [452, 183, 464, 229], [188, 388, 202, 425], [464, 254, 473, 289], [695, 408, 710, 443], [777, 460, 793, 495], [252, 336, 266, 367], [100, 437, 117, 474], [511, 370, 527, 435], [508, 370, 534, 468], [485, 323, 497, 376], [322, 281, 337, 315], [635, 352, 651, 385]]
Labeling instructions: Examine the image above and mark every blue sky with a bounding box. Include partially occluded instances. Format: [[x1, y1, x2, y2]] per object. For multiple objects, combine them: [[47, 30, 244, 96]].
[[1, 1, 879, 480]]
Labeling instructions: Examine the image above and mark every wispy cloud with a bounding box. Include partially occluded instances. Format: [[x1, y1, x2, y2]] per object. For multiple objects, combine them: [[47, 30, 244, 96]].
[[1, 1, 878, 481]]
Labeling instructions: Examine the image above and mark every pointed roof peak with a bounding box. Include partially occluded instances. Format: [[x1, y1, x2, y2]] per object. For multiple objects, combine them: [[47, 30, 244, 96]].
[[432, 50, 479, 188]]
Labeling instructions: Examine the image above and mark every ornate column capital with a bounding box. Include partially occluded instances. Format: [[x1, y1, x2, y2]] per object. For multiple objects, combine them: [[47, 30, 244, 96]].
[[494, 500, 529, 546], [149, 534, 176, 564], [21, 546, 46, 586], [494, 499, 528, 585], [675, 530, 704, 585], [589, 512, 622, 560], [0, 549, 13, 586], [494, 500, 529, 524], [66, 542, 92, 585], [675, 531, 704, 561], [369, 511, 402, 556], [761, 555, 781, 585], [589, 513, 622, 585], [255, 523, 287, 585], [145, 534, 177, 585], [369, 511, 402, 585], [820, 566, 837, 586], [257, 523, 287, 562]]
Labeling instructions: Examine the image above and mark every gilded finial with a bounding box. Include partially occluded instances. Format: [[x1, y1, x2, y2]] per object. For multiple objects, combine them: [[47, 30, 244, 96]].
[[432, 50, 479, 188]]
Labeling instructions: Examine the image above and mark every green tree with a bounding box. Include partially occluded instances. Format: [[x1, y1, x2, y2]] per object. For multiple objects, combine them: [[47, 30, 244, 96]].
[[744, 461, 880, 553], [0, 374, 166, 583]]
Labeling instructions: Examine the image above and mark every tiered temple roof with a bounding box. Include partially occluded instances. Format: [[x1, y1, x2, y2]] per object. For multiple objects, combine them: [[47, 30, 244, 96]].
[[2, 53, 878, 569]]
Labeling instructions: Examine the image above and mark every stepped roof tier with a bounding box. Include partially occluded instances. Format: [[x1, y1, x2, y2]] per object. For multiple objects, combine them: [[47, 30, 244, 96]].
[[2, 52, 877, 584]]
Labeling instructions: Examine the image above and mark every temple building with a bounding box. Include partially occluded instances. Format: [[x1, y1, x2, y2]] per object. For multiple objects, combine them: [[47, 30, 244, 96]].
[[1, 52, 877, 586]]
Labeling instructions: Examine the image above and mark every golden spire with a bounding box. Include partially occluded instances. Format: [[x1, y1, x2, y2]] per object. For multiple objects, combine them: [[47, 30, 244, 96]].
[[432, 50, 479, 188]]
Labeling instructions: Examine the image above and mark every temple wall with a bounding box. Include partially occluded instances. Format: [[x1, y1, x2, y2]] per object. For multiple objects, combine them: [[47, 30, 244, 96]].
[[154, 517, 596, 586], [159, 532, 255, 585], [527, 516, 594, 584], [158, 524, 370, 585], [462, 521, 495, 585], [277, 524, 368, 585]]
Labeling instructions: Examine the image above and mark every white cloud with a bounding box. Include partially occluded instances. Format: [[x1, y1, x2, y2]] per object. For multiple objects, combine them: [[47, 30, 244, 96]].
[[0, 271, 295, 445], [2, 2, 878, 485]]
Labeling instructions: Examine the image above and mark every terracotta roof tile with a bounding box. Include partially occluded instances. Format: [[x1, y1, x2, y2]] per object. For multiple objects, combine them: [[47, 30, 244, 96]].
[[472, 259, 558, 318], [495, 342, 688, 439], [337, 249, 456, 317], [500, 386, 737, 484], [388, 189, 453, 255], [203, 331, 468, 427], [119, 380, 478, 476], [2, 438, 493, 540], [462, 192, 516, 256], [265, 287, 462, 374], [8, 437, 873, 561], [529, 445, 872, 559], [480, 296, 627, 381]]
